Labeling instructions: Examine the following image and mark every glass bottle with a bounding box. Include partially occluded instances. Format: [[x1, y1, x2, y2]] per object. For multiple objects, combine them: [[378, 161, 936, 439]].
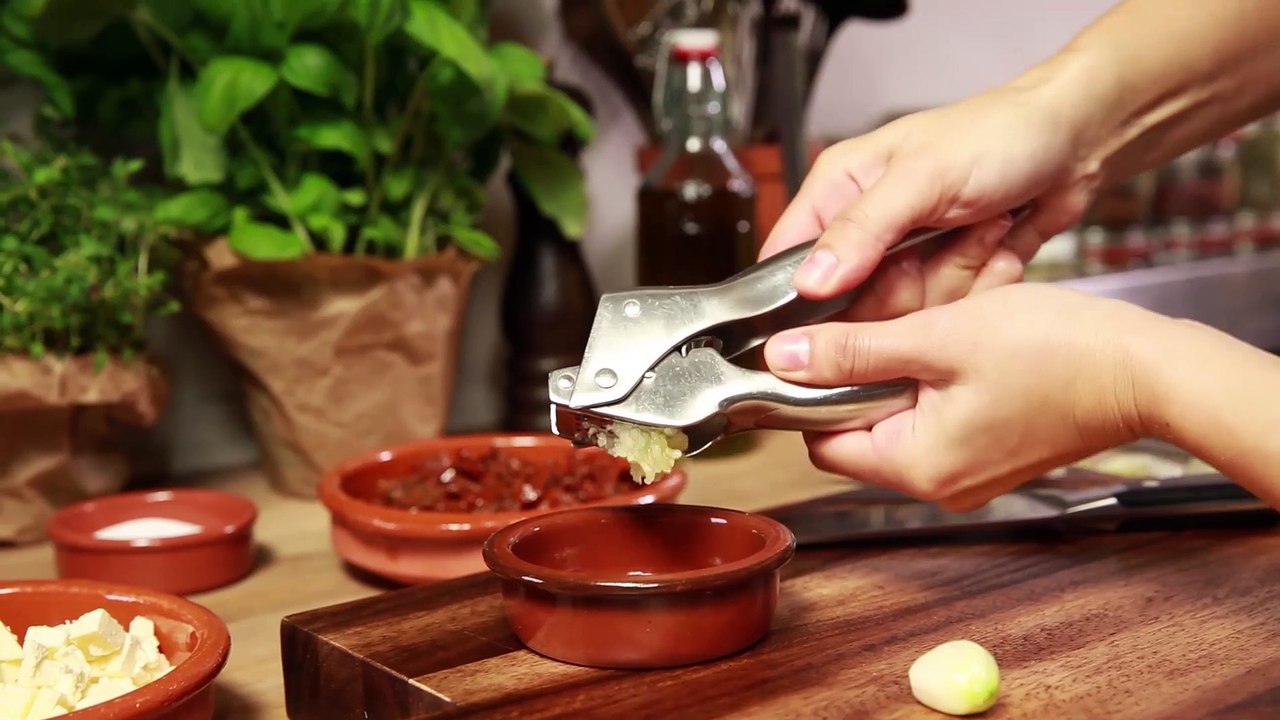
[[636, 28, 757, 288]]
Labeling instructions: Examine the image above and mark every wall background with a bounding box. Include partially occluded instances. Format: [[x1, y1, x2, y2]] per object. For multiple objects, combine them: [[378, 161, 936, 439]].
[[11, 0, 1123, 476]]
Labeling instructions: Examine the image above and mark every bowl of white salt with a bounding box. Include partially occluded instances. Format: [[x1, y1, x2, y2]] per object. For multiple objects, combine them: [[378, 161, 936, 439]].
[[46, 489, 258, 595]]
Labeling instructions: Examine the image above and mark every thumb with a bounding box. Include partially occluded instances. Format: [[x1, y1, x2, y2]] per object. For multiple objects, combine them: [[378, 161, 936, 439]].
[[763, 314, 945, 388], [792, 163, 945, 298]]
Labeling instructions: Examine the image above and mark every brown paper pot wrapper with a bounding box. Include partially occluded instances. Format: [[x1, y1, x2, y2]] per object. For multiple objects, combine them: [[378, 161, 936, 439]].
[[186, 239, 479, 497], [0, 356, 166, 544]]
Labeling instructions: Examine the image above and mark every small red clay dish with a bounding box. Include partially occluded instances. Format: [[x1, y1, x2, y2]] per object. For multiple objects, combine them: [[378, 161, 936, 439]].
[[46, 489, 257, 596], [318, 433, 687, 585], [482, 503, 796, 669], [0, 579, 230, 720]]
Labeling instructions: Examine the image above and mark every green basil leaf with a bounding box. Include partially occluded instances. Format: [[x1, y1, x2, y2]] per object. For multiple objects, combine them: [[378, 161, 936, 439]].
[[281, 43, 358, 110], [194, 56, 280, 135], [225, 3, 289, 56], [303, 212, 347, 253], [509, 140, 587, 240], [158, 65, 227, 185], [369, 124, 395, 155], [140, 0, 194, 33], [1, 0, 44, 42], [0, 44, 73, 118], [341, 186, 368, 207], [32, 0, 134, 44], [503, 85, 595, 144], [403, 0, 493, 92], [445, 224, 498, 261], [293, 117, 372, 168], [489, 42, 545, 90], [228, 209, 309, 260], [381, 167, 415, 204], [348, 0, 406, 45], [153, 188, 230, 233], [270, 0, 344, 33], [359, 213, 402, 250], [289, 172, 343, 216], [422, 57, 500, 149]]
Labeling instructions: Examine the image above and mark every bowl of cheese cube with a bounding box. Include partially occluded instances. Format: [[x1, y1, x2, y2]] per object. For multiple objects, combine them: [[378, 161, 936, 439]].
[[0, 580, 229, 719]]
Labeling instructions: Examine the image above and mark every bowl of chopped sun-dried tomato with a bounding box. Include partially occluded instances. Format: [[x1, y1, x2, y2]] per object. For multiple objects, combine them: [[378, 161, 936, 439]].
[[318, 433, 687, 584]]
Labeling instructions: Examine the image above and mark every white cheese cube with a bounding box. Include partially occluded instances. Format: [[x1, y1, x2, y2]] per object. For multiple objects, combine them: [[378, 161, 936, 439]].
[[25, 687, 69, 720], [0, 683, 36, 720], [0, 661, 18, 684], [0, 624, 21, 663], [66, 610, 125, 659], [88, 634, 145, 685], [75, 677, 137, 711]]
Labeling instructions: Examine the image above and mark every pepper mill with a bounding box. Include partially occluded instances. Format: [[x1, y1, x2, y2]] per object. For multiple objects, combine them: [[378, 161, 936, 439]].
[[500, 81, 599, 432]]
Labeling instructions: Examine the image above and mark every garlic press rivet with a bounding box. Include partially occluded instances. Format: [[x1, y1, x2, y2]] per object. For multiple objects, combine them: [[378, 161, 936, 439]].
[[594, 369, 618, 388], [556, 373, 575, 390], [623, 300, 641, 317]]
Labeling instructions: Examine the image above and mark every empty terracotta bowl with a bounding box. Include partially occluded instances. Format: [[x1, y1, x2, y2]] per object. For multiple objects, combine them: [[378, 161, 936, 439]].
[[0, 579, 230, 720], [482, 503, 796, 669], [47, 489, 257, 596], [318, 433, 687, 585]]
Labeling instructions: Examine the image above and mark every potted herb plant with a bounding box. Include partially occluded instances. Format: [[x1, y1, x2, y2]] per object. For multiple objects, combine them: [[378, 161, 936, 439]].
[[9, 0, 594, 495], [0, 138, 177, 543]]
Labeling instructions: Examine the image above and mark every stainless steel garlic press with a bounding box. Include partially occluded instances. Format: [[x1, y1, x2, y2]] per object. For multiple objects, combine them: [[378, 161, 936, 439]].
[[548, 209, 1029, 456]]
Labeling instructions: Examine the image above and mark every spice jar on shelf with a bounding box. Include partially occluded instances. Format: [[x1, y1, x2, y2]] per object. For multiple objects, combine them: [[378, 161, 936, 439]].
[[1235, 114, 1280, 253]]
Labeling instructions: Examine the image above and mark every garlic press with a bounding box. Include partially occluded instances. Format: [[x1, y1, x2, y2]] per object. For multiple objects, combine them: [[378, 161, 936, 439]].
[[548, 211, 1028, 456]]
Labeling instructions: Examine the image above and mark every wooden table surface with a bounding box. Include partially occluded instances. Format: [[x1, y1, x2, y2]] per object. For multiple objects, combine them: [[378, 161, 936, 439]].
[[4, 431, 853, 719]]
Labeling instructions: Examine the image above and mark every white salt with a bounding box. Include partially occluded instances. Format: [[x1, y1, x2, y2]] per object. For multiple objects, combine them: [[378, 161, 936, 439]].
[[93, 517, 203, 541]]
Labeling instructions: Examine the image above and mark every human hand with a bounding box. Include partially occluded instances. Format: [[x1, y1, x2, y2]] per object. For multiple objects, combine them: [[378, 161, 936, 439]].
[[763, 283, 1164, 510], [760, 81, 1100, 321]]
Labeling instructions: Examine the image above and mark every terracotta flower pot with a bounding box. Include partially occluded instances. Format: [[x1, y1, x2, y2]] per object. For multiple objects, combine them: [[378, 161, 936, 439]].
[[185, 239, 479, 497], [0, 355, 166, 544]]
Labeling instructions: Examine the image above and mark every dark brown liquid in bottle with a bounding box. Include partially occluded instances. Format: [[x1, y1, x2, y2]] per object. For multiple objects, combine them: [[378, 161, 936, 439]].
[[637, 154, 757, 286]]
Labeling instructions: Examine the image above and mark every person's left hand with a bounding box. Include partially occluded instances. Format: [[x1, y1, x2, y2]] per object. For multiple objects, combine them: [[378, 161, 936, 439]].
[[763, 282, 1163, 510]]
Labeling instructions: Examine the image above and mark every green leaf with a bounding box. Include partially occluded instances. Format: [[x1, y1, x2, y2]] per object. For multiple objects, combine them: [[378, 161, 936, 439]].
[[446, 224, 498, 261], [370, 125, 394, 155], [423, 58, 499, 149], [229, 209, 308, 260], [32, 0, 134, 44], [403, 0, 493, 91], [341, 186, 368, 207], [359, 213, 402, 250], [1, 0, 43, 42], [270, 0, 344, 33], [289, 172, 343, 216], [504, 85, 595, 145], [193, 0, 234, 26], [158, 65, 227, 184], [225, 3, 290, 56], [140, 0, 193, 33], [153, 189, 230, 233], [509, 140, 587, 239], [489, 42, 546, 90], [293, 118, 371, 168], [194, 56, 280, 135], [304, 212, 347, 253], [381, 167, 415, 204], [348, 0, 406, 45], [281, 43, 358, 110], [0, 44, 73, 117]]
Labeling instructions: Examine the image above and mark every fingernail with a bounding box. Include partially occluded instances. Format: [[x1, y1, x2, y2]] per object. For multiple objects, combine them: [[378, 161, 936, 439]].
[[767, 333, 810, 371], [794, 249, 838, 289]]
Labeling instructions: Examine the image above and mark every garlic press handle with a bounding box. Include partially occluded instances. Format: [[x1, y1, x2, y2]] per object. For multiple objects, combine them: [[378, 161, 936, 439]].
[[718, 368, 918, 435]]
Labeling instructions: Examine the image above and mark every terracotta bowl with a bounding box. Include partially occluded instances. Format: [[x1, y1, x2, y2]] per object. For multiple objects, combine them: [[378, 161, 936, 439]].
[[47, 489, 258, 596], [0, 579, 230, 720], [482, 503, 796, 669], [318, 433, 687, 585]]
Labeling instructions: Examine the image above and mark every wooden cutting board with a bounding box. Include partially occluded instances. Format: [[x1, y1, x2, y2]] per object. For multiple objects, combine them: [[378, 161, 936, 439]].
[[281, 528, 1280, 719]]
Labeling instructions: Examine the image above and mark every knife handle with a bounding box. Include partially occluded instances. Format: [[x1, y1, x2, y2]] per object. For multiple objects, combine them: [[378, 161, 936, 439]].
[[1112, 474, 1261, 508]]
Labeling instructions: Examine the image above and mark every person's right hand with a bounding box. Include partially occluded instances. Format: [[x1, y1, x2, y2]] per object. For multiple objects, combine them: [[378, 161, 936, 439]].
[[760, 78, 1103, 321]]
